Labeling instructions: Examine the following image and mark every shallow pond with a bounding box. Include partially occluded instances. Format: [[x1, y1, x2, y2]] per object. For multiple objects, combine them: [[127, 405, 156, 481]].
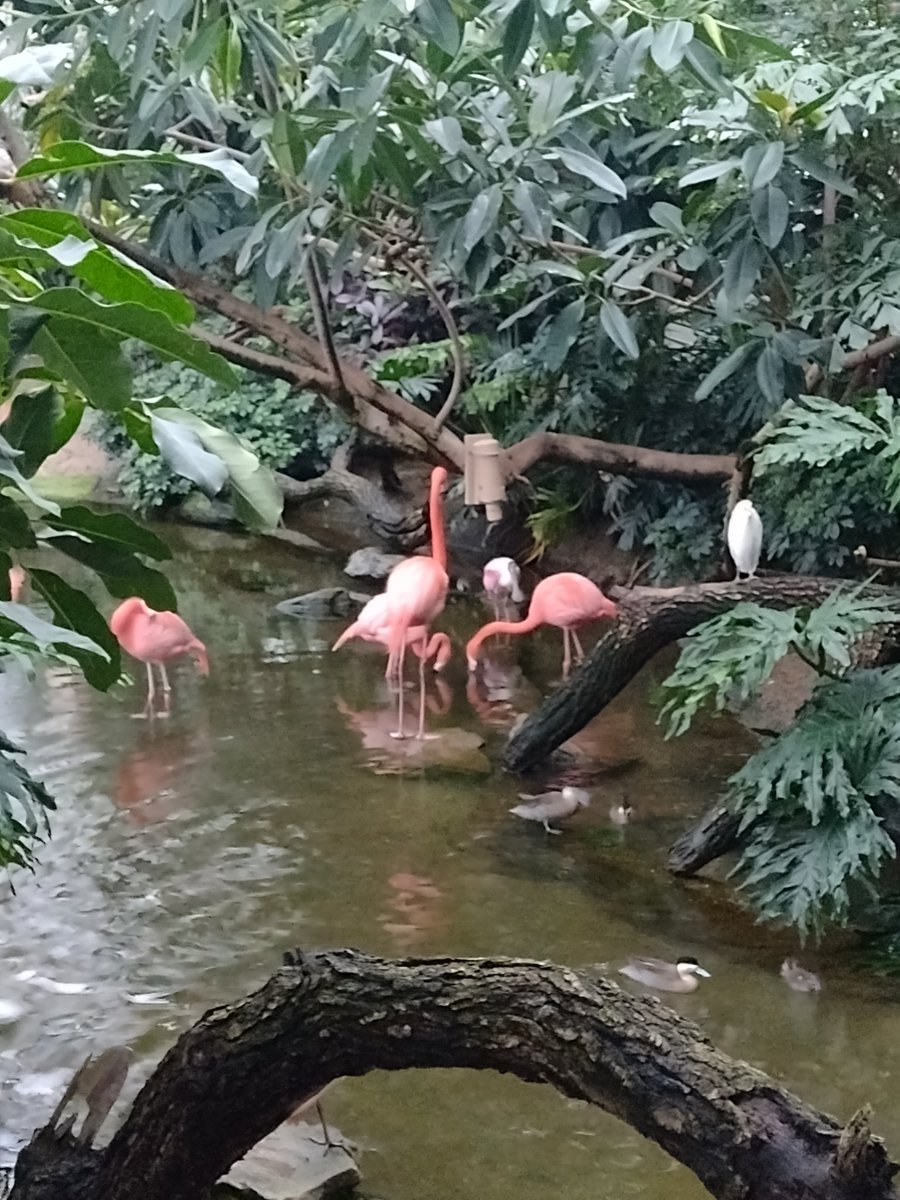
[[1, 523, 899, 1200]]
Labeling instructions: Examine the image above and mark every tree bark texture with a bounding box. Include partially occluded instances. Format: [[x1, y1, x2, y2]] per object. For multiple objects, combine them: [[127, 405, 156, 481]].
[[277, 466, 426, 550], [502, 575, 900, 772], [10, 950, 898, 1200]]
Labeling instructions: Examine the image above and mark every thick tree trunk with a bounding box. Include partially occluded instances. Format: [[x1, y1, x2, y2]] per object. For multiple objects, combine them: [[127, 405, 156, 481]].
[[10, 950, 898, 1200], [503, 575, 900, 772]]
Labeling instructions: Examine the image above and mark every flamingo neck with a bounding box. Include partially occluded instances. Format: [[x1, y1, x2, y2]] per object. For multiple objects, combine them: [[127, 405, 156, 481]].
[[429, 468, 447, 572], [466, 610, 543, 669]]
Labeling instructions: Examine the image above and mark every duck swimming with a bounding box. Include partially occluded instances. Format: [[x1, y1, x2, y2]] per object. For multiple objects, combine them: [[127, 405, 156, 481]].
[[509, 786, 590, 834], [618, 955, 711, 994], [781, 959, 821, 992]]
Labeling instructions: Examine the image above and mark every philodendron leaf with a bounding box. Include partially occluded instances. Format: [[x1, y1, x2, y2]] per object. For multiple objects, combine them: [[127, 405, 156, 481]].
[[29, 569, 121, 690], [16, 141, 258, 198], [152, 406, 283, 532]]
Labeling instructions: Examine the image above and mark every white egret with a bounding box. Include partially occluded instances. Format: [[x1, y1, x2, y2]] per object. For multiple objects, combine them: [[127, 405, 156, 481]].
[[726, 499, 763, 579]]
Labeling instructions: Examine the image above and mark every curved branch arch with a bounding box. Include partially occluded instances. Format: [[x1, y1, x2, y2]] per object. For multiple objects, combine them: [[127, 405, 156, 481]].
[[11, 950, 898, 1200]]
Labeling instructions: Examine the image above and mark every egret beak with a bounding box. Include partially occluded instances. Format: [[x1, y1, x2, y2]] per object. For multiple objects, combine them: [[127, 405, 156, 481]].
[[695, 967, 711, 978]]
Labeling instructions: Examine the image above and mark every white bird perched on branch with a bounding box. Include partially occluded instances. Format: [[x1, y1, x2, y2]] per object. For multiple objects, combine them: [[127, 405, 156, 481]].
[[726, 499, 763, 580]]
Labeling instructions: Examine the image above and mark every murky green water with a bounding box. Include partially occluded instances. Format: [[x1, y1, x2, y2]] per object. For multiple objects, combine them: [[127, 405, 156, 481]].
[[2, 523, 900, 1199]]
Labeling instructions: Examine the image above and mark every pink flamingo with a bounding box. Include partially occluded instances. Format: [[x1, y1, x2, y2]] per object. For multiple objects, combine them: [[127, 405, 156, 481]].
[[466, 571, 617, 680], [109, 597, 208, 717], [332, 593, 452, 673], [8, 566, 25, 603], [382, 467, 450, 739]]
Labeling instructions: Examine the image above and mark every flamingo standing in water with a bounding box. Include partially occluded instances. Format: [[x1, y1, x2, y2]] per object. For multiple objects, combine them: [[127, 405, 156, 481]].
[[466, 571, 617, 680], [382, 467, 449, 739], [109, 597, 208, 717], [331, 593, 451, 674]]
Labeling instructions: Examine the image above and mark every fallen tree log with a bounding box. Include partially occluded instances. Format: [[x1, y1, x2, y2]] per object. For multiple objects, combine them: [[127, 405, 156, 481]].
[[502, 574, 900, 772], [10, 949, 898, 1200]]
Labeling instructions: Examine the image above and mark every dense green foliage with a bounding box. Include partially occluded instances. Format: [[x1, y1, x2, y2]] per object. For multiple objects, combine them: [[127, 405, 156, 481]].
[[660, 590, 900, 939], [10, 0, 900, 572]]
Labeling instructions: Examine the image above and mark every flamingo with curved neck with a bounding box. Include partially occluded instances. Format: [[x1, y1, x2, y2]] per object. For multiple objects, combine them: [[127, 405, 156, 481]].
[[466, 571, 617, 680]]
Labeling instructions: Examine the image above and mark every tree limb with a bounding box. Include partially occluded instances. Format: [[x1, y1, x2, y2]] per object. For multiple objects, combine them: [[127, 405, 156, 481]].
[[503, 574, 900, 772], [10, 949, 899, 1200], [504, 432, 736, 483], [399, 256, 466, 432]]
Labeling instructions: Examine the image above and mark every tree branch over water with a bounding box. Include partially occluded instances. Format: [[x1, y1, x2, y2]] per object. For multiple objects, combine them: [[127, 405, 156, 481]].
[[503, 575, 900, 772], [10, 949, 899, 1200]]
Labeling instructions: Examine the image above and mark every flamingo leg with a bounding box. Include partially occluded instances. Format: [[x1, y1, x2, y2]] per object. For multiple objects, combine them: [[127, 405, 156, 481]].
[[390, 641, 408, 739], [561, 628, 572, 680], [159, 662, 172, 693], [416, 650, 428, 739], [571, 630, 585, 664]]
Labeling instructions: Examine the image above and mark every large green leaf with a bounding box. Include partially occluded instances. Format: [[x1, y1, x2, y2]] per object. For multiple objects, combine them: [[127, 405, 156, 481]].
[[741, 141, 784, 191], [0, 288, 235, 390], [415, 0, 461, 56], [153, 406, 283, 532], [502, 0, 534, 74], [0, 598, 109, 659], [44, 506, 171, 561], [32, 319, 133, 410], [0, 210, 194, 324], [462, 185, 503, 252], [1, 391, 59, 478], [0, 433, 58, 514], [527, 71, 576, 137], [695, 342, 755, 400], [650, 21, 693, 72], [29, 569, 121, 690], [16, 141, 258, 198], [37, 532, 177, 611], [750, 184, 789, 249], [0, 494, 35, 549], [600, 300, 639, 359], [149, 413, 229, 495], [556, 148, 626, 199], [543, 298, 584, 372], [0, 730, 56, 872]]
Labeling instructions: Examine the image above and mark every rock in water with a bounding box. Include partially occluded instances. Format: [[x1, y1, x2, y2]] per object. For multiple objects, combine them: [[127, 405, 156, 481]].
[[276, 589, 369, 619], [344, 547, 405, 580], [219, 1120, 360, 1200]]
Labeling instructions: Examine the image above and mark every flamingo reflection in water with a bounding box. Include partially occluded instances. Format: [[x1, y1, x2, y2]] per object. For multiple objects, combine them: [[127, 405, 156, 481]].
[[114, 721, 212, 826], [465, 651, 538, 732], [335, 672, 453, 757], [379, 871, 445, 950]]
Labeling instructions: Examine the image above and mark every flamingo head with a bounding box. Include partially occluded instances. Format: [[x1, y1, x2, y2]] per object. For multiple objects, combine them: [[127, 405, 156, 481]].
[[189, 641, 210, 676], [433, 637, 452, 672]]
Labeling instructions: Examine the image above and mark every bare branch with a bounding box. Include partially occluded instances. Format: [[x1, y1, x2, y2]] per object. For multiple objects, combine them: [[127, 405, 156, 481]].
[[398, 257, 466, 432]]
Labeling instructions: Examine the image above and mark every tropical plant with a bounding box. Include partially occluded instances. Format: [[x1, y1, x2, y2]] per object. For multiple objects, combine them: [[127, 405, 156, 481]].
[[7, 0, 900, 569], [659, 589, 900, 938]]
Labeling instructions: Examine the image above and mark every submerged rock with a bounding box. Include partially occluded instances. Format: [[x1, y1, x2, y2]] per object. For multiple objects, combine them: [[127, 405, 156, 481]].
[[367, 727, 491, 776], [276, 589, 370, 619], [218, 1120, 359, 1200], [344, 547, 405, 580]]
